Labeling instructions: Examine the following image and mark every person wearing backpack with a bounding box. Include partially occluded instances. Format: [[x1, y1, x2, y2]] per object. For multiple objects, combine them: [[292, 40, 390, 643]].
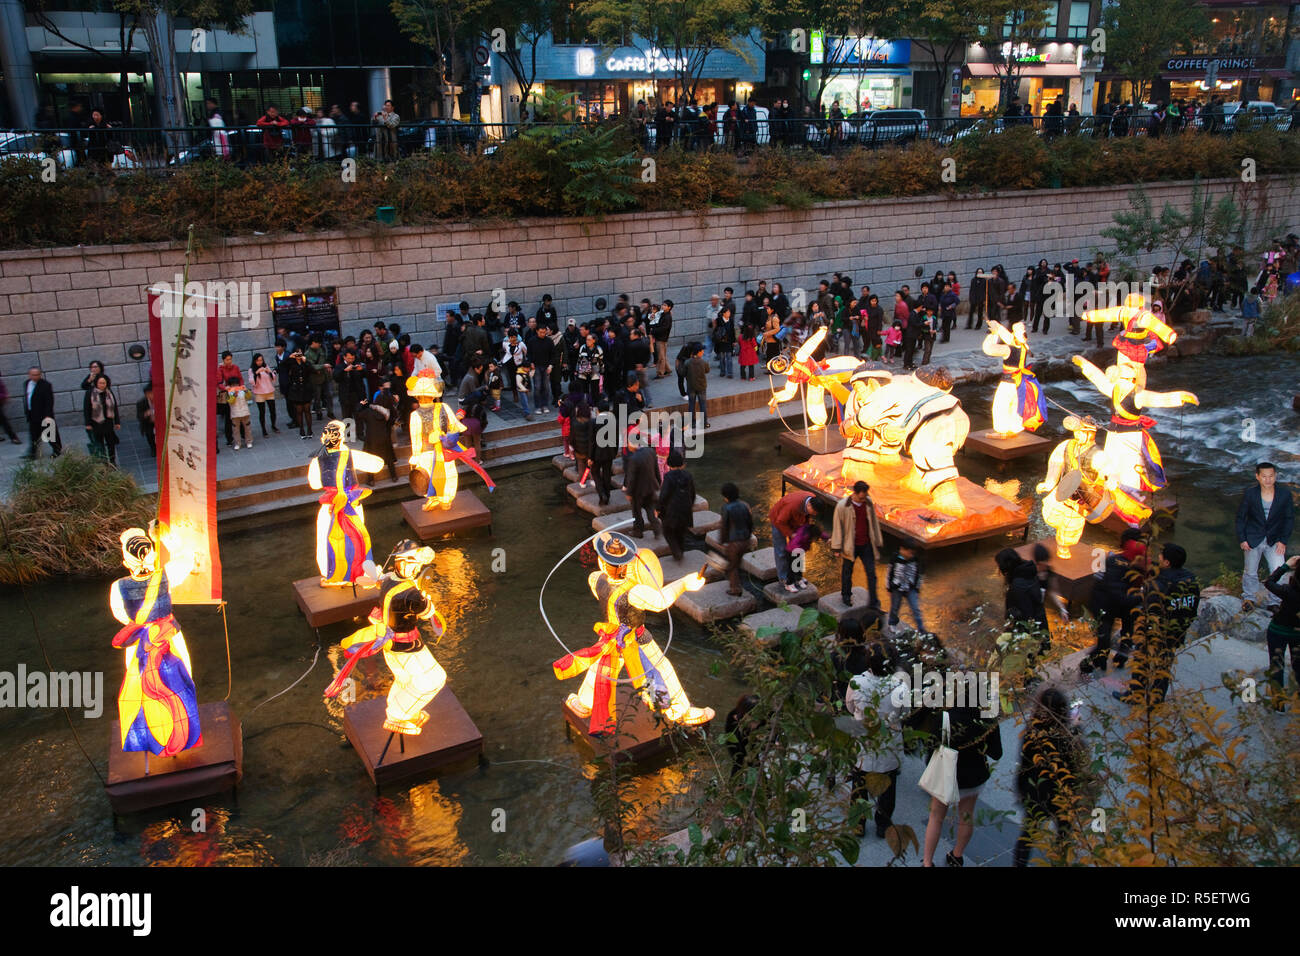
[[589, 400, 619, 505]]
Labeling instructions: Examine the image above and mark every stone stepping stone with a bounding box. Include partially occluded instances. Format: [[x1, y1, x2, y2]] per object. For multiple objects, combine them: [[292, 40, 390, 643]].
[[741, 547, 778, 582], [704, 529, 758, 556], [674, 580, 759, 624], [737, 606, 819, 646], [763, 580, 820, 606], [572, 488, 630, 514], [562, 460, 623, 482], [689, 510, 721, 534], [816, 587, 887, 630], [658, 550, 725, 583]]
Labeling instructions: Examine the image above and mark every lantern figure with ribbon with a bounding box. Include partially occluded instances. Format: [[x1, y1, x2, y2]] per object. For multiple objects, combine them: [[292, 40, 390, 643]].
[[982, 320, 1046, 437], [407, 369, 495, 510], [324, 541, 448, 735], [109, 524, 203, 757], [553, 531, 713, 736], [307, 420, 384, 587]]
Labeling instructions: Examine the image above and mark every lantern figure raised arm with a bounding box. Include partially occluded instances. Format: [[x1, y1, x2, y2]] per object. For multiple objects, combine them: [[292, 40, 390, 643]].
[[553, 531, 713, 736], [1035, 415, 1114, 559], [407, 369, 495, 510], [307, 420, 383, 588], [1081, 293, 1178, 367], [109, 524, 203, 757], [1071, 354, 1197, 527], [982, 320, 1046, 438], [765, 327, 859, 429], [324, 541, 448, 736]]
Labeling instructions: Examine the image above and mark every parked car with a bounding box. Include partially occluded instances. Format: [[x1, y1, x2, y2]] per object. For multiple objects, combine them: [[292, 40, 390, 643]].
[[409, 119, 484, 152], [0, 130, 77, 168], [1220, 100, 1291, 132], [847, 108, 926, 146], [712, 104, 770, 145]]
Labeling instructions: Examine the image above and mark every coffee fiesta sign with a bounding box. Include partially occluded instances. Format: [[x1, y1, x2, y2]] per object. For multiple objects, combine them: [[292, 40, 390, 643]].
[[575, 46, 687, 75]]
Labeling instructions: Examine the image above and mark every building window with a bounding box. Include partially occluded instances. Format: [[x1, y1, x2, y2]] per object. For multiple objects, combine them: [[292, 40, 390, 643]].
[[1038, 2, 1060, 39], [1067, 1, 1090, 39]]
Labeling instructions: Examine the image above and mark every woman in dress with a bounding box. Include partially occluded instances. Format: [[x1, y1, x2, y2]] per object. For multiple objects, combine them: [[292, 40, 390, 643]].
[[248, 352, 279, 437]]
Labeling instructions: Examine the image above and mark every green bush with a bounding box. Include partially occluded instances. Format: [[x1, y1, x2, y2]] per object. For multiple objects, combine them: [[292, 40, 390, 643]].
[[4, 127, 1300, 248]]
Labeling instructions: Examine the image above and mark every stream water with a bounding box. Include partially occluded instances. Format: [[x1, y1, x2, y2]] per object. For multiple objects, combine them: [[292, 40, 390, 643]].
[[1, 352, 1295, 866]]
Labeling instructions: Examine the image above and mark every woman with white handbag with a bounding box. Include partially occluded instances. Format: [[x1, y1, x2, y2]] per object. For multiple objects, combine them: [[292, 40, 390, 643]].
[[909, 701, 1004, 867]]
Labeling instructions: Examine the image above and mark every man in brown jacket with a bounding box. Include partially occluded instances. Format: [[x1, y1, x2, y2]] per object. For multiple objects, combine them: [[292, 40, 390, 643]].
[[770, 489, 817, 593], [685, 343, 710, 431], [831, 480, 883, 609]]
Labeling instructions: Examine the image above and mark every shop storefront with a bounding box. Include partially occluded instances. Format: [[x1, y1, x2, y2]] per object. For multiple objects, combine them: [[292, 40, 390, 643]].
[[1157, 55, 1293, 104], [812, 36, 910, 111], [961, 41, 1086, 116], [511, 34, 765, 122]]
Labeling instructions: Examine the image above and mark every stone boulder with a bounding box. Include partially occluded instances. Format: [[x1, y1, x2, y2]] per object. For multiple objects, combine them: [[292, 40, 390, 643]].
[[1190, 593, 1270, 643]]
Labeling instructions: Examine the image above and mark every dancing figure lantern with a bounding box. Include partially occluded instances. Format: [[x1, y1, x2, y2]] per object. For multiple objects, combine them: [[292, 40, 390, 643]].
[[1081, 293, 1177, 367], [1072, 355, 1197, 527], [841, 365, 970, 516], [407, 369, 495, 511], [982, 320, 1046, 437], [324, 541, 448, 735], [554, 531, 714, 736], [308, 420, 383, 587], [766, 327, 860, 429], [1036, 415, 1115, 558], [109, 525, 202, 757]]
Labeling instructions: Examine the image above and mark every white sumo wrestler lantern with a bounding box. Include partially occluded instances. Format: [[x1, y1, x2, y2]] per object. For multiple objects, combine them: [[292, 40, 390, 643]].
[[766, 327, 859, 429], [324, 540, 448, 735], [109, 524, 203, 756], [840, 364, 970, 516], [1036, 415, 1115, 558], [553, 531, 713, 736], [982, 320, 1047, 438], [307, 420, 383, 587]]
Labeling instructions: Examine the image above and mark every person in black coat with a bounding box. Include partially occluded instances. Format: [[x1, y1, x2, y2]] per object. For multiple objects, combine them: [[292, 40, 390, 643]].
[[1080, 530, 1147, 673], [589, 402, 619, 505], [21, 367, 61, 459], [1014, 686, 1087, 866], [996, 547, 1050, 655], [281, 350, 315, 438], [908, 701, 1004, 867], [333, 347, 368, 434], [656, 450, 696, 561], [356, 394, 396, 485], [1119, 542, 1201, 707], [622, 438, 662, 539], [1263, 554, 1300, 706]]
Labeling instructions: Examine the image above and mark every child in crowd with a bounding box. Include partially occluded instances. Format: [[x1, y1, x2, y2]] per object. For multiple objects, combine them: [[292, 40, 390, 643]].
[[738, 323, 759, 380], [883, 320, 904, 364], [787, 520, 828, 587], [486, 364, 505, 412], [887, 544, 925, 633], [1242, 284, 1262, 337], [516, 361, 534, 418], [226, 376, 254, 449]]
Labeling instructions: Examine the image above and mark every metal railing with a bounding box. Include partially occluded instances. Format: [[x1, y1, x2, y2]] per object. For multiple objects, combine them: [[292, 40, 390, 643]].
[[3, 109, 1294, 174]]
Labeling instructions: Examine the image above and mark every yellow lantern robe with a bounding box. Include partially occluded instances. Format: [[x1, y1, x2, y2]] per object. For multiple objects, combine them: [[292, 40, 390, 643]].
[[308, 445, 384, 586], [410, 401, 466, 510], [1037, 434, 1112, 558]]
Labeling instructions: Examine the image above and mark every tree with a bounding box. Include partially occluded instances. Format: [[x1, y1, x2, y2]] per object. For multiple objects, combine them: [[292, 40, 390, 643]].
[[780, 0, 896, 114], [391, 0, 492, 117], [1100, 0, 1211, 106], [891, 2, 982, 117], [969, 1, 1054, 112], [112, 0, 253, 147], [481, 0, 552, 122]]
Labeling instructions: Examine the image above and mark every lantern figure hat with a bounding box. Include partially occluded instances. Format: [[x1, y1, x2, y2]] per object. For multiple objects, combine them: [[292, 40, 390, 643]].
[[407, 369, 444, 399], [594, 530, 639, 568]]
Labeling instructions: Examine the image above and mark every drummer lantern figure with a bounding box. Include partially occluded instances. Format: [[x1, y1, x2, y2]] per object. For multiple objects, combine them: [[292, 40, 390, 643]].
[[982, 320, 1047, 438], [307, 420, 383, 587], [324, 541, 448, 736], [1036, 415, 1115, 559], [407, 369, 495, 511], [109, 524, 203, 757], [554, 531, 714, 736]]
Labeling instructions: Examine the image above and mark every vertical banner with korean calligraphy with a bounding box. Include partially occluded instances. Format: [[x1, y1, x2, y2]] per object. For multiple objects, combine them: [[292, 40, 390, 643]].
[[148, 290, 223, 604]]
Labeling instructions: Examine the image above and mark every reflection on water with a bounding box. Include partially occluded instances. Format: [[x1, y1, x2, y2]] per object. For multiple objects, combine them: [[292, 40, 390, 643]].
[[1, 352, 1294, 865]]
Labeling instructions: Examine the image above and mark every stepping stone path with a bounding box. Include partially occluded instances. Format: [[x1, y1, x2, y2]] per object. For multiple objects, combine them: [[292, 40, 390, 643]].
[[741, 547, 778, 582], [658, 550, 726, 584], [737, 606, 817, 646], [816, 587, 886, 629], [704, 529, 758, 555], [763, 580, 820, 606], [674, 580, 759, 624], [562, 461, 623, 482]]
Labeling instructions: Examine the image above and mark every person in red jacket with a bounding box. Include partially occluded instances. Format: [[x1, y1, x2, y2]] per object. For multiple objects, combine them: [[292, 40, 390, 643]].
[[256, 105, 289, 157], [770, 490, 817, 593], [289, 106, 315, 155]]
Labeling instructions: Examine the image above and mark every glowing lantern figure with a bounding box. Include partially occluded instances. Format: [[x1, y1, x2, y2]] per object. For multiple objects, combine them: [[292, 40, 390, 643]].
[[841, 365, 970, 516], [1071, 355, 1197, 527], [109, 525, 202, 757], [307, 420, 383, 587], [407, 369, 495, 510], [766, 327, 860, 429], [324, 541, 448, 735], [1036, 415, 1115, 558], [982, 320, 1046, 437], [554, 531, 714, 736], [1081, 293, 1178, 367]]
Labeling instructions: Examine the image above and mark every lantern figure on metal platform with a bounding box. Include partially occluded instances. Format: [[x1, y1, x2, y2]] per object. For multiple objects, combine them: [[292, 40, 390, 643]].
[[307, 420, 383, 587], [1036, 415, 1114, 559], [982, 320, 1046, 437], [407, 369, 495, 510]]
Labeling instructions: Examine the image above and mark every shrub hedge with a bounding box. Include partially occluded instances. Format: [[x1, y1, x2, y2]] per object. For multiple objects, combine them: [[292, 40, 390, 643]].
[[2, 128, 1299, 249]]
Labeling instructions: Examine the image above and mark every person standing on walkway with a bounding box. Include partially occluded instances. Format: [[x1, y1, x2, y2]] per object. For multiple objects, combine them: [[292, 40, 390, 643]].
[[373, 100, 400, 160], [1236, 461, 1294, 608], [685, 344, 710, 431], [911, 700, 1003, 867], [0, 377, 21, 445], [712, 304, 736, 379], [846, 641, 907, 838], [83, 374, 121, 463], [1013, 686, 1088, 866], [770, 490, 816, 594], [283, 349, 315, 439], [1118, 542, 1201, 707], [1263, 554, 1300, 708], [831, 480, 882, 609], [652, 299, 674, 378], [656, 450, 696, 561], [720, 482, 753, 596]]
